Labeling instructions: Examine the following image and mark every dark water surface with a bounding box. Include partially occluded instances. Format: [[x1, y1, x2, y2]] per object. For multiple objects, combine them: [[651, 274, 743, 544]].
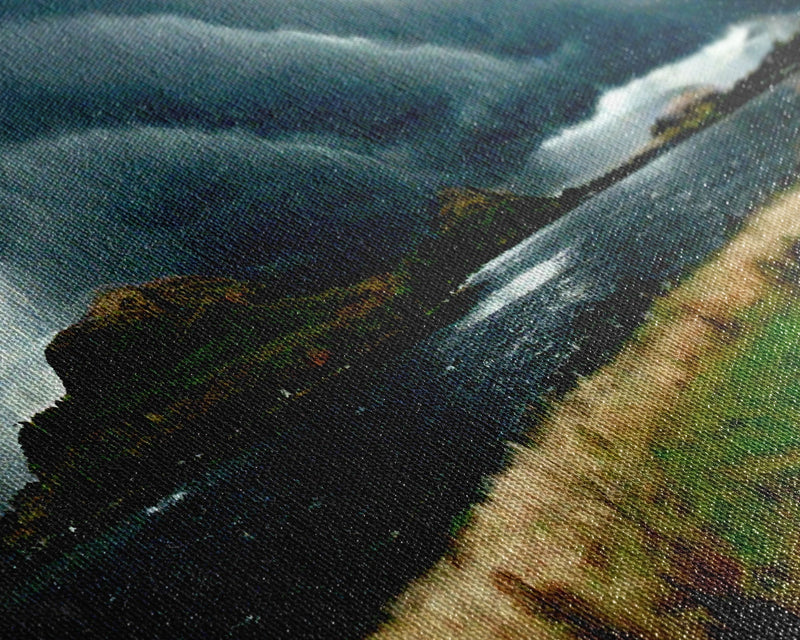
[[4, 82, 800, 639]]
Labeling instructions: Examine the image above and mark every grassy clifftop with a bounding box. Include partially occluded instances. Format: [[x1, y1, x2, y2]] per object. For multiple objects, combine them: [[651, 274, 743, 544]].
[[373, 184, 800, 640]]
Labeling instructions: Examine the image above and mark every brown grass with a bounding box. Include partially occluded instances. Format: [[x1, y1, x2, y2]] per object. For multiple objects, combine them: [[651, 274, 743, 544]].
[[371, 185, 800, 640]]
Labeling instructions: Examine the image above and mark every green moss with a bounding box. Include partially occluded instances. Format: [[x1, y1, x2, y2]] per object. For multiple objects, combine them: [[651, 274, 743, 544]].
[[448, 505, 475, 538], [656, 101, 720, 143], [655, 295, 800, 569]]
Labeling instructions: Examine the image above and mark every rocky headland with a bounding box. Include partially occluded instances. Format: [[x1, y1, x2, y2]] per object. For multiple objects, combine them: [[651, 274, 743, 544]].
[[0, 185, 576, 563], [1, 25, 800, 638]]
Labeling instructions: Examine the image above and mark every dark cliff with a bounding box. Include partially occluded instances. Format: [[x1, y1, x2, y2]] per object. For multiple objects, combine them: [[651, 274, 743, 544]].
[[0, 185, 575, 560]]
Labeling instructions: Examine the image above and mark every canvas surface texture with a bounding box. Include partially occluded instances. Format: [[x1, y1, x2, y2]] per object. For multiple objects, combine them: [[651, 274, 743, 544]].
[[3, 2, 800, 639]]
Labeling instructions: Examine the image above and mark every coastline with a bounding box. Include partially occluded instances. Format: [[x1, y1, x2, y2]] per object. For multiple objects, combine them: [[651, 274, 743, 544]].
[[373, 182, 800, 638], [2, 7, 800, 638]]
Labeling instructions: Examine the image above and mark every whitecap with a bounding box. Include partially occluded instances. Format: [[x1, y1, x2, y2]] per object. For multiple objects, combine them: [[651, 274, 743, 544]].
[[459, 248, 571, 328]]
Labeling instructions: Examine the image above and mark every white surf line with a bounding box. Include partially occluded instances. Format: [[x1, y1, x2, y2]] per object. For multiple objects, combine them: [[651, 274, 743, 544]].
[[513, 13, 800, 191], [145, 490, 189, 516], [0, 272, 66, 506], [459, 248, 571, 329]]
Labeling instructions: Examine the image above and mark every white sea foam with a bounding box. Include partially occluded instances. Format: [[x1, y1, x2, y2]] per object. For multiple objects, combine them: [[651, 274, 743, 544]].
[[145, 490, 189, 516], [0, 271, 65, 508], [460, 248, 571, 328], [0, 278, 63, 422], [513, 14, 800, 191]]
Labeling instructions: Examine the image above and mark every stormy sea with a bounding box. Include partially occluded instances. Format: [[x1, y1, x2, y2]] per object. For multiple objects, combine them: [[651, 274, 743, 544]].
[[2, 1, 800, 637]]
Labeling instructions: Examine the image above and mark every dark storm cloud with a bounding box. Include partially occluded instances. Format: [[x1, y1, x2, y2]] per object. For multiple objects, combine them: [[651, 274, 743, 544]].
[[0, 127, 428, 316], [1, 0, 794, 59], [0, 12, 602, 185], [0, 0, 797, 303]]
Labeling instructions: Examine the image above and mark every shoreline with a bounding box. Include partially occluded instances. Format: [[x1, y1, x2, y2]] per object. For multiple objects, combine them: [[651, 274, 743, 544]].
[[372, 182, 800, 638]]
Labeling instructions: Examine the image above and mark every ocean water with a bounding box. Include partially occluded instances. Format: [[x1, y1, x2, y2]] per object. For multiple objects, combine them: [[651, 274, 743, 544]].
[[5, 67, 800, 640]]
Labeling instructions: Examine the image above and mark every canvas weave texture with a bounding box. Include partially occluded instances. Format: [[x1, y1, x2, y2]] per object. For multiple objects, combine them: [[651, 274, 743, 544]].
[[2, 2, 800, 638]]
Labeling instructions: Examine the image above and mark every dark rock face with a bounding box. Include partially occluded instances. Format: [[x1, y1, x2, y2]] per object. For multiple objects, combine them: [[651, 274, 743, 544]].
[[44, 276, 256, 398], [2, 180, 568, 559], [23, 276, 276, 480], [6, 278, 281, 555], [9, 272, 408, 545]]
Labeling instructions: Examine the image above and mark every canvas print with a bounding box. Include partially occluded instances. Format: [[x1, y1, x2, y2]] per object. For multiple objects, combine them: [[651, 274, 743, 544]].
[[3, 1, 800, 638]]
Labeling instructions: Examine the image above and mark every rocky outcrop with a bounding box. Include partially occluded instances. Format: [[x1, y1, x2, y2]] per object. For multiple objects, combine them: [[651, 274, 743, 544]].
[[1, 183, 578, 560], [650, 30, 800, 141], [7, 272, 410, 552], [651, 86, 722, 139], [46, 276, 257, 398]]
